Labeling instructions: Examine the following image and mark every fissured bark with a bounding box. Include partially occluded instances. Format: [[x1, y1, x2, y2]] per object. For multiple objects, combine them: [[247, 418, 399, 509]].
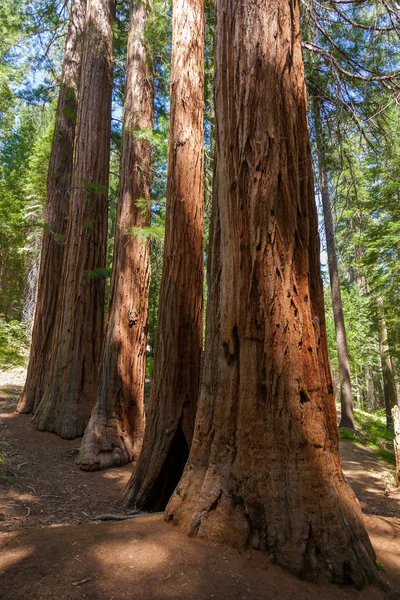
[[123, 0, 204, 510], [165, 0, 377, 586], [77, 0, 153, 470], [17, 0, 86, 415], [33, 0, 115, 439]]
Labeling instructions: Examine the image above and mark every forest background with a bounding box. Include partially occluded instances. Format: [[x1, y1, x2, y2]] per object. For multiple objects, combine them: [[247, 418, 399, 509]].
[[0, 0, 400, 446]]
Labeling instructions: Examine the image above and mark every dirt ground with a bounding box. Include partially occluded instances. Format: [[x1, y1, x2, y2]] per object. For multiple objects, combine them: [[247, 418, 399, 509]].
[[1, 372, 400, 599]]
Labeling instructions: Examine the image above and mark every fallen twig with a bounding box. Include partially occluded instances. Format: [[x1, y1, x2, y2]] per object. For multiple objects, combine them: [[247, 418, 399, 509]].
[[91, 511, 142, 522], [72, 577, 92, 586]]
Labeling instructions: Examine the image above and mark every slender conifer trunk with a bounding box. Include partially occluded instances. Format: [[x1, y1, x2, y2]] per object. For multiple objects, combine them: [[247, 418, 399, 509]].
[[33, 0, 115, 439], [123, 0, 204, 511], [166, 0, 376, 586], [376, 298, 397, 427], [77, 0, 153, 470], [313, 103, 355, 429], [17, 0, 86, 415], [393, 405, 400, 487]]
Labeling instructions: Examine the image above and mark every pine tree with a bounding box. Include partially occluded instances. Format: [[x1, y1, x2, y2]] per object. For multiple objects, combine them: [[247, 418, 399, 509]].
[[312, 101, 355, 429]]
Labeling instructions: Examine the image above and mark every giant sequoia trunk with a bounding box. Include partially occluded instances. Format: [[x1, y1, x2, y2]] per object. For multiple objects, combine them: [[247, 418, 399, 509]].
[[77, 0, 153, 471], [165, 0, 377, 586], [123, 0, 204, 510], [33, 0, 114, 439], [17, 0, 86, 415], [313, 103, 355, 430]]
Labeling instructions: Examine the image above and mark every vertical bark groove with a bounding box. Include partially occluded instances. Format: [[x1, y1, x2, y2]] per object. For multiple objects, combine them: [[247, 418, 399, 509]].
[[17, 0, 87, 415], [165, 0, 376, 586], [33, 0, 115, 439], [77, 0, 153, 470], [123, 0, 204, 510]]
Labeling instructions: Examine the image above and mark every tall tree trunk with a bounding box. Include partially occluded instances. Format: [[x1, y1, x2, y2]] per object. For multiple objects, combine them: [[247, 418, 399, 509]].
[[77, 0, 153, 471], [313, 102, 355, 430], [33, 0, 115, 439], [392, 405, 400, 487], [377, 298, 397, 427], [165, 0, 376, 586], [123, 0, 204, 511], [17, 0, 86, 415]]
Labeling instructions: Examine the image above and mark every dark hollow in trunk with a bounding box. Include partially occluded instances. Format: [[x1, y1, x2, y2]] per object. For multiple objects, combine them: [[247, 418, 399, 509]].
[[33, 0, 115, 439], [123, 0, 204, 511], [17, 0, 86, 415], [165, 0, 377, 587], [77, 0, 153, 470]]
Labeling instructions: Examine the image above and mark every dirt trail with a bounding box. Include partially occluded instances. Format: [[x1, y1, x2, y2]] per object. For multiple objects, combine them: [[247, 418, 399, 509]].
[[1, 374, 400, 599], [0, 381, 134, 530]]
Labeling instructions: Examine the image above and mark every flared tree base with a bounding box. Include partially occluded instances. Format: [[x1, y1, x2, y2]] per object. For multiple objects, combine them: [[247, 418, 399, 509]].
[[16, 392, 33, 415], [77, 415, 139, 471], [33, 392, 91, 440], [165, 464, 377, 587]]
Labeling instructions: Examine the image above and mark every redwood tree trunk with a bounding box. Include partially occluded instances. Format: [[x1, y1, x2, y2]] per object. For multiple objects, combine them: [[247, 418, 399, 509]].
[[165, 0, 376, 586], [313, 103, 355, 430], [17, 0, 86, 415], [33, 0, 115, 439], [77, 0, 153, 471], [123, 0, 204, 510], [377, 298, 397, 427]]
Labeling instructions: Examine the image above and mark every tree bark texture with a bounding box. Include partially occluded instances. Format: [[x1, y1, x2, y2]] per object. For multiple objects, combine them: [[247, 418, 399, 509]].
[[313, 102, 355, 430], [33, 0, 115, 439], [165, 0, 376, 586], [377, 298, 397, 428], [17, 0, 87, 415], [393, 405, 400, 487], [77, 0, 153, 471], [123, 0, 204, 511]]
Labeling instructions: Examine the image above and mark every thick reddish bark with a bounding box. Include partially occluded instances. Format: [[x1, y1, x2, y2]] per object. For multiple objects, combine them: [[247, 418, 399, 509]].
[[123, 0, 204, 511], [17, 0, 86, 415], [313, 103, 355, 430], [165, 0, 376, 586], [77, 0, 153, 471], [33, 0, 115, 439]]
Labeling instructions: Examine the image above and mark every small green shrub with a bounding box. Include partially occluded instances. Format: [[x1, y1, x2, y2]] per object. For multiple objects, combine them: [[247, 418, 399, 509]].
[[0, 319, 29, 370], [339, 407, 396, 466]]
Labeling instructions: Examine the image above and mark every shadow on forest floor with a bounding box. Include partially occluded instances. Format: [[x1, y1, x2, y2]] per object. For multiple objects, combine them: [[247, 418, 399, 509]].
[[1, 370, 400, 599]]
